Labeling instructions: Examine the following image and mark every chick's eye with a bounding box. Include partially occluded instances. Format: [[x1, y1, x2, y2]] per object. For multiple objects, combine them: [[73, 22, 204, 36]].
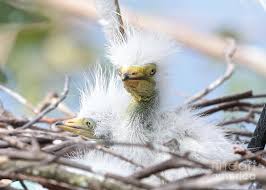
[[85, 121, 91, 127], [150, 69, 156, 76]]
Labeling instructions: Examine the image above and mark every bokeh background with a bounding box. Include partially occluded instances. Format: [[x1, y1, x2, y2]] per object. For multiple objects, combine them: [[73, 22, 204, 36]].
[[0, 0, 265, 120]]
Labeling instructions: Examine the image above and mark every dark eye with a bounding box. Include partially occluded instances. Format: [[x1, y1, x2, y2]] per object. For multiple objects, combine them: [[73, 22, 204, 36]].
[[131, 72, 136, 75], [86, 121, 91, 127], [150, 69, 156, 76]]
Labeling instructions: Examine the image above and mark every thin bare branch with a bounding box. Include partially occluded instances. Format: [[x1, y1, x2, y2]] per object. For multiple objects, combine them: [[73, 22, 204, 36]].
[[186, 39, 236, 104], [0, 84, 35, 113], [21, 76, 70, 129], [114, 0, 126, 38]]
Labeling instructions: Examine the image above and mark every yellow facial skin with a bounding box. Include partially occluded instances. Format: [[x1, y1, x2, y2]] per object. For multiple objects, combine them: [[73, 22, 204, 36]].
[[55, 117, 96, 139], [118, 63, 157, 102]]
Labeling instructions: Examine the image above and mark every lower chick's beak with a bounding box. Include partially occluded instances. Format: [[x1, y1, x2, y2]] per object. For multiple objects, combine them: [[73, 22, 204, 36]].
[[55, 118, 96, 139]]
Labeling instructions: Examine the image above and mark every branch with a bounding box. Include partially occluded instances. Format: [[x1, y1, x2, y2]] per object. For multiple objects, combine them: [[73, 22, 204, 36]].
[[218, 109, 257, 126], [114, 0, 126, 38], [155, 168, 266, 190], [198, 101, 264, 116], [35, 92, 75, 117], [234, 147, 266, 166], [225, 128, 253, 137], [21, 76, 69, 129], [0, 84, 35, 113], [129, 157, 207, 180], [192, 90, 253, 109], [186, 39, 236, 104], [0, 160, 143, 190]]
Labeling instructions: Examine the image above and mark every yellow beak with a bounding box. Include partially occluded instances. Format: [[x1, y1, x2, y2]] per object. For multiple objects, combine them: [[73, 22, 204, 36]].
[[55, 118, 96, 139]]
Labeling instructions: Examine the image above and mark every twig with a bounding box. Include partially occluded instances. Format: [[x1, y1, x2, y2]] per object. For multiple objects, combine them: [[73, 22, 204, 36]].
[[186, 38, 236, 104], [129, 157, 206, 180], [114, 0, 125, 38], [192, 90, 253, 109], [0, 135, 30, 150], [0, 117, 71, 128], [21, 76, 69, 129], [0, 84, 35, 113], [0, 148, 152, 189], [234, 147, 266, 166], [96, 146, 169, 183], [224, 128, 253, 137], [218, 109, 256, 126], [35, 92, 75, 117], [154, 168, 266, 190], [198, 101, 264, 116]]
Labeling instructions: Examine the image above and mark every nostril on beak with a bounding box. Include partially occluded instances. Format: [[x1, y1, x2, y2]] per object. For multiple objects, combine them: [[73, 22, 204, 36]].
[[122, 74, 129, 81], [54, 121, 64, 126]]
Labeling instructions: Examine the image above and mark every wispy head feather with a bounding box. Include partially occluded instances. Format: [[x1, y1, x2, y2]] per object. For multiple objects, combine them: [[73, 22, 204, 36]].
[[78, 64, 129, 118], [107, 27, 178, 67]]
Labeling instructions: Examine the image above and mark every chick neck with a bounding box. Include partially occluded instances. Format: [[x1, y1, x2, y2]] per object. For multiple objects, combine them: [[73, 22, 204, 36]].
[[124, 83, 159, 144]]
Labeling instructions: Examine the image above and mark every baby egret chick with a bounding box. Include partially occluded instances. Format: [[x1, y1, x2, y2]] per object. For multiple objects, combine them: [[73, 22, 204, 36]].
[[57, 65, 129, 141], [108, 27, 238, 163], [56, 65, 136, 176], [95, 0, 237, 162]]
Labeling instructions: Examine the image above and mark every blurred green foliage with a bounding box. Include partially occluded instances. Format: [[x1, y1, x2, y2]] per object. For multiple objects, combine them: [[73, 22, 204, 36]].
[[0, 2, 46, 23], [0, 2, 95, 103]]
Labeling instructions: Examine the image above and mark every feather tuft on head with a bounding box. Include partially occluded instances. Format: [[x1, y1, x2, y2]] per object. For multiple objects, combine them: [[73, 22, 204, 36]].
[[107, 27, 178, 67], [78, 64, 129, 118]]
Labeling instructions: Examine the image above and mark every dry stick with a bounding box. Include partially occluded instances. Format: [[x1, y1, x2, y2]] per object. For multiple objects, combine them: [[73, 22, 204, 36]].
[[35, 92, 74, 117], [193, 91, 266, 109], [0, 84, 35, 113], [43, 140, 168, 182], [0, 149, 153, 189], [198, 101, 264, 116], [129, 157, 205, 180], [225, 128, 253, 137], [1, 173, 85, 190], [21, 77, 69, 129], [224, 106, 262, 115], [0, 135, 30, 150], [114, 0, 125, 38], [218, 108, 256, 126], [218, 114, 257, 126], [154, 168, 266, 190], [186, 39, 236, 104], [96, 146, 169, 183], [0, 117, 71, 128], [234, 148, 266, 166], [192, 90, 253, 109]]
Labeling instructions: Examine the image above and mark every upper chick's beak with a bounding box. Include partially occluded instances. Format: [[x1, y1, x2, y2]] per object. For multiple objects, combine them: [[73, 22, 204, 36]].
[[55, 118, 95, 139]]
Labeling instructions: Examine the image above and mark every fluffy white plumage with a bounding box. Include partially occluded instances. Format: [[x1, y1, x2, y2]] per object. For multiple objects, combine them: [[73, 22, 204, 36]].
[[68, 0, 240, 183], [105, 26, 238, 160], [70, 65, 137, 176], [108, 28, 177, 68], [78, 64, 129, 138], [72, 67, 238, 180], [154, 109, 237, 162]]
